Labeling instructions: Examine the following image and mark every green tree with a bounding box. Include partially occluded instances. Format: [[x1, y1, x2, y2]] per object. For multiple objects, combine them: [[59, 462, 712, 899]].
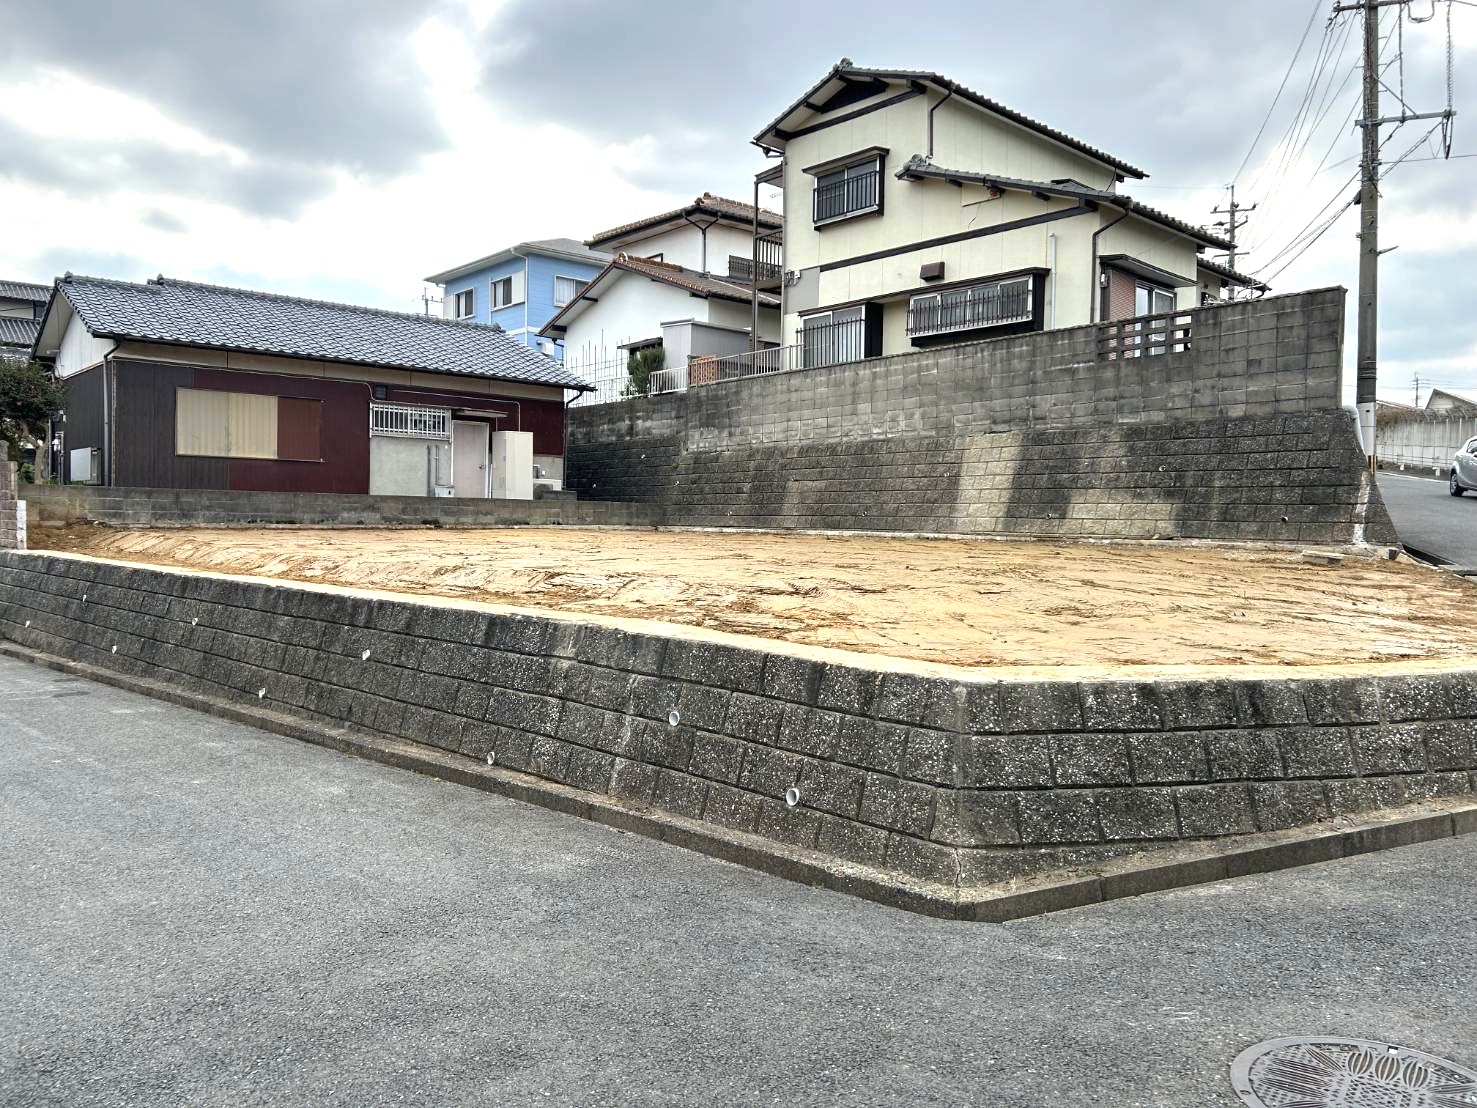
[[623, 345, 664, 398], [0, 358, 65, 472]]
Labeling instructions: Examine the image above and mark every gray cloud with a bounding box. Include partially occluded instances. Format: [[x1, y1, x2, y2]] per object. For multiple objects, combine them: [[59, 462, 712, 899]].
[[139, 209, 189, 234], [0, 0, 448, 185], [0, 117, 336, 218]]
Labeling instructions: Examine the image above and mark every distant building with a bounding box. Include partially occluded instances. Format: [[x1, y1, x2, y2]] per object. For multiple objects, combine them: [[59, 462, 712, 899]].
[[423, 239, 609, 358], [0, 279, 50, 362], [541, 195, 783, 398], [31, 274, 591, 497]]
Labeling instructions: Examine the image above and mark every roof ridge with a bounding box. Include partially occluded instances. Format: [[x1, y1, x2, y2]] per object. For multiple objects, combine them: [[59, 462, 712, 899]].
[[71, 274, 520, 337]]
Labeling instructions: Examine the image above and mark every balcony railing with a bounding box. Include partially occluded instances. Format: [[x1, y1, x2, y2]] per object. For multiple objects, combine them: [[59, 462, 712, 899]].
[[813, 170, 879, 223], [648, 364, 689, 395], [907, 282, 1033, 337], [727, 236, 783, 285], [799, 317, 866, 368]]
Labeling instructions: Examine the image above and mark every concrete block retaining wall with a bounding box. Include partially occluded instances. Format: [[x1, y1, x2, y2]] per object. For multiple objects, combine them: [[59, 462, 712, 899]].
[[0, 445, 23, 550], [21, 483, 659, 529], [568, 288, 1398, 545], [4, 552, 1472, 896]]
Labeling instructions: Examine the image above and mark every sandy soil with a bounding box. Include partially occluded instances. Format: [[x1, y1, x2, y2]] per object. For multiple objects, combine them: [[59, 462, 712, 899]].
[[34, 524, 1477, 674]]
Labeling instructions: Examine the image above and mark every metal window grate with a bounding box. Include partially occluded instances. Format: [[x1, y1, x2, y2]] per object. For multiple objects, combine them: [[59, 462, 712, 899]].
[[370, 402, 451, 440]]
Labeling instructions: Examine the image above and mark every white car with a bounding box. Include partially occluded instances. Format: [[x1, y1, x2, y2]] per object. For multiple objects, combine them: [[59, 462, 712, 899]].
[[1450, 437, 1477, 496]]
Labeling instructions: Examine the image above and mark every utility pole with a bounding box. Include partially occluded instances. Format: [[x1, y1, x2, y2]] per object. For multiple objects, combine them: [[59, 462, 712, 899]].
[[1332, 0, 1456, 464], [1412, 372, 1422, 408], [1354, 0, 1382, 467], [1212, 184, 1256, 275]]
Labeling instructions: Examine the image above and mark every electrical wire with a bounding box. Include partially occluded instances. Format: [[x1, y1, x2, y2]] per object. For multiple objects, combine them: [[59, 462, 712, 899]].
[[1231, 1, 1325, 185]]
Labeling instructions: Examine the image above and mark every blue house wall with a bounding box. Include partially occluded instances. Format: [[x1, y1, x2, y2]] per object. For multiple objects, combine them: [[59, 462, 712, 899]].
[[442, 250, 604, 359]]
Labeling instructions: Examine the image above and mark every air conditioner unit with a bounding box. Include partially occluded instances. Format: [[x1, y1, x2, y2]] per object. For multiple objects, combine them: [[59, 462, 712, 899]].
[[784, 270, 801, 287], [69, 447, 101, 485]]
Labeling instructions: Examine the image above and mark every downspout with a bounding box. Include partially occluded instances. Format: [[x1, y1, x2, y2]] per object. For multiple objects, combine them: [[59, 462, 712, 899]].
[[751, 174, 761, 353], [104, 352, 115, 487], [681, 214, 720, 273], [1090, 207, 1130, 323], [926, 86, 955, 158]]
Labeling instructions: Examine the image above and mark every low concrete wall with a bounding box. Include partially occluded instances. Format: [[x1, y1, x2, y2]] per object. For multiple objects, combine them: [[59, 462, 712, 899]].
[[568, 290, 1397, 546], [4, 552, 1471, 902], [0, 445, 24, 550], [1376, 409, 1477, 472], [22, 483, 658, 529]]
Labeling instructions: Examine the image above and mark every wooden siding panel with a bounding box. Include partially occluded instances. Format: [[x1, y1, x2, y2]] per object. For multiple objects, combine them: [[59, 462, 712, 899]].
[[276, 397, 322, 462]]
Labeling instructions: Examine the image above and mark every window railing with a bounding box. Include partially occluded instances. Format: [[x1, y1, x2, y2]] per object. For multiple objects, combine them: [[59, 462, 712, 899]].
[[814, 170, 880, 223], [800, 317, 867, 368], [370, 402, 451, 439], [908, 281, 1033, 337]]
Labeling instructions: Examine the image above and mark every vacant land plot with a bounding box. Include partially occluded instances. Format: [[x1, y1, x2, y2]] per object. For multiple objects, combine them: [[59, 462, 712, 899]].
[[36, 525, 1477, 676]]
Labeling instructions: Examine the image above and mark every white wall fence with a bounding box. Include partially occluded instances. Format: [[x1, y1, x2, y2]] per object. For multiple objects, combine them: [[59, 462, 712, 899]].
[[1375, 411, 1477, 472]]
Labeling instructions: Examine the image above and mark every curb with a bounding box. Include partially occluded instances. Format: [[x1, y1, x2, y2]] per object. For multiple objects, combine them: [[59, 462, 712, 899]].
[[5, 642, 1476, 922]]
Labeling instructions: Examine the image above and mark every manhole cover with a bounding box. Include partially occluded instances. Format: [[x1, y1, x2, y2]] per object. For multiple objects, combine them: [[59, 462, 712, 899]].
[[1231, 1036, 1477, 1107]]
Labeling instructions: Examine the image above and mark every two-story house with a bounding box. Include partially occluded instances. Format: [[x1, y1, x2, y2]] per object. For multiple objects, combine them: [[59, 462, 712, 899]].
[[751, 62, 1262, 365], [424, 238, 609, 358], [0, 279, 50, 362], [541, 195, 783, 396]]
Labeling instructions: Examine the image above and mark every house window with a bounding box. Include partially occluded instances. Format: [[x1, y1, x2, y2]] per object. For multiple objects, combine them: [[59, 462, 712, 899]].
[[553, 275, 588, 308], [908, 276, 1034, 338], [1134, 282, 1178, 356], [175, 389, 322, 461], [800, 306, 866, 368], [491, 277, 513, 310], [453, 289, 475, 319], [370, 402, 451, 440], [813, 156, 882, 224]]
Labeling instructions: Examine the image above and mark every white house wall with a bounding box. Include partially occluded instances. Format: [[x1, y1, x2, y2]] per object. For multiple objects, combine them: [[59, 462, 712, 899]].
[[559, 274, 709, 374], [54, 307, 116, 379], [704, 297, 781, 343], [617, 221, 761, 277]]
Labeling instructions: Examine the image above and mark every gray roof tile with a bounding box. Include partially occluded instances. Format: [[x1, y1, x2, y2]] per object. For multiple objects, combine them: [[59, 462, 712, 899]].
[[56, 274, 592, 390], [0, 316, 39, 349], [0, 279, 50, 302]]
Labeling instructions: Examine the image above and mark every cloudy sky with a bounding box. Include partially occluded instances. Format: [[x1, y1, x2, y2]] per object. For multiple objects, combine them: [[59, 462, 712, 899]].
[[1, 0, 1471, 402]]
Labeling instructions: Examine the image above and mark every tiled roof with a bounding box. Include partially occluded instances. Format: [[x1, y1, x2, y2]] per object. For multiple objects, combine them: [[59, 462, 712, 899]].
[[540, 255, 778, 335], [755, 61, 1147, 179], [423, 237, 609, 285], [587, 193, 782, 247], [0, 316, 40, 349], [893, 157, 1232, 250], [0, 279, 50, 302], [1196, 256, 1270, 292], [53, 274, 593, 390]]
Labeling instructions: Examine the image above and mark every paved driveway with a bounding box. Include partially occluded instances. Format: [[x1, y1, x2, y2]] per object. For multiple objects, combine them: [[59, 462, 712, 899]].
[[1379, 471, 1477, 566], [2, 654, 1474, 1107]]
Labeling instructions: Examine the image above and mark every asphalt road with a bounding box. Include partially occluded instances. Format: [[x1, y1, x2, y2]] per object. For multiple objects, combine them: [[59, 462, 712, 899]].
[[1378, 471, 1477, 566], [3, 654, 1475, 1107]]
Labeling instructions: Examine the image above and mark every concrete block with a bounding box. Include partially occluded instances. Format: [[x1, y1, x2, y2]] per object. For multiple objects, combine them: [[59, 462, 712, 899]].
[[858, 773, 936, 836], [1050, 733, 1132, 786], [1175, 784, 1256, 837], [1017, 790, 1100, 845], [1096, 787, 1180, 840], [1128, 732, 1210, 783], [962, 734, 1053, 788]]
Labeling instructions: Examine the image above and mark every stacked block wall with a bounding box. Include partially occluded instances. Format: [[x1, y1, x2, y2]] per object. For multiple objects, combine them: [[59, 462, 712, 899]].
[[3, 553, 1471, 890]]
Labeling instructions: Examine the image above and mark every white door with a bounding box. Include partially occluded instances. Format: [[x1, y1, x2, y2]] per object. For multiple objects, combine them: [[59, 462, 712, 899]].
[[452, 421, 489, 498]]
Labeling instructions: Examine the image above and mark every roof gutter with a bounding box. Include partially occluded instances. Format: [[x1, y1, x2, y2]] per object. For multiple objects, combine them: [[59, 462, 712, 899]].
[[1090, 208, 1132, 324]]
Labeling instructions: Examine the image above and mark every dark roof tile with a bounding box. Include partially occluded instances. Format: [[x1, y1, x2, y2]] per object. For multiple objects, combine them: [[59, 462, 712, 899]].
[[54, 275, 592, 390]]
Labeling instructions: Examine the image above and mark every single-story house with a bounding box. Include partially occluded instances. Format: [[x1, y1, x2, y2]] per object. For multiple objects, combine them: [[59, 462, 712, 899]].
[[31, 274, 592, 498]]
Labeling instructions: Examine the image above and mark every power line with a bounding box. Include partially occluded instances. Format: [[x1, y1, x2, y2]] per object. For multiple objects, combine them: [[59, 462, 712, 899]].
[[1232, 1, 1326, 184]]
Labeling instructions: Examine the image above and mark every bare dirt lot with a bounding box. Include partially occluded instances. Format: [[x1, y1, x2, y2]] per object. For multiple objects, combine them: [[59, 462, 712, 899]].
[[35, 525, 1477, 676]]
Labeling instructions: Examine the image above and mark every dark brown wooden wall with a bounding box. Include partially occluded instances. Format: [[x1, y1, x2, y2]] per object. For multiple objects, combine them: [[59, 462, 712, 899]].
[[102, 356, 567, 493], [60, 366, 107, 484]]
